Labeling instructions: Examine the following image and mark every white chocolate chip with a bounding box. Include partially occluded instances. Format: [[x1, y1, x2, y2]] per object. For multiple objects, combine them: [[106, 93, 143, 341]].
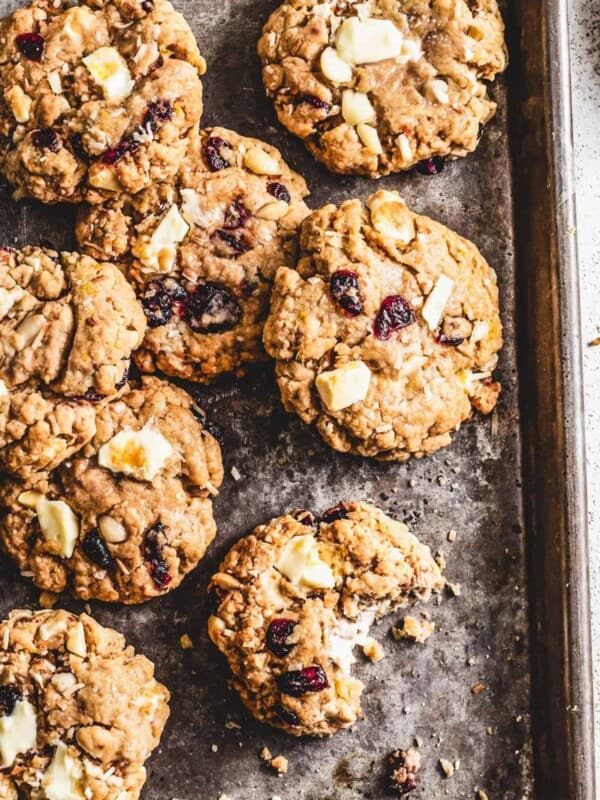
[[15, 314, 45, 349], [44, 742, 84, 800], [179, 188, 202, 227], [277, 535, 335, 589], [470, 320, 490, 343], [83, 47, 134, 102], [62, 6, 97, 44], [335, 17, 403, 64], [47, 71, 63, 94], [98, 515, 128, 544], [37, 499, 80, 559], [320, 46, 353, 84], [422, 274, 455, 331], [255, 200, 289, 220], [396, 133, 413, 161], [426, 79, 450, 105], [356, 123, 382, 154], [316, 360, 372, 411], [366, 190, 415, 243], [243, 147, 280, 176], [0, 699, 37, 768], [97, 426, 173, 481], [6, 86, 32, 124], [132, 204, 189, 273], [66, 622, 87, 658], [88, 166, 121, 192], [341, 89, 375, 125], [398, 38, 422, 63], [328, 609, 375, 673]]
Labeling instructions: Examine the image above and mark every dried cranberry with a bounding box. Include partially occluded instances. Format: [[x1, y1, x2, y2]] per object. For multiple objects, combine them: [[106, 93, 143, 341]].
[[143, 522, 172, 589], [267, 182, 291, 203], [266, 619, 297, 658], [330, 270, 363, 317], [297, 94, 332, 112], [374, 296, 416, 341], [386, 748, 420, 795], [102, 135, 138, 165], [81, 388, 105, 403], [277, 665, 329, 697], [415, 156, 445, 176], [205, 136, 229, 171], [143, 100, 173, 134], [223, 200, 251, 230], [33, 129, 60, 153], [0, 685, 20, 716], [291, 509, 317, 527], [141, 0, 153, 10], [273, 704, 300, 726], [322, 503, 349, 523], [212, 230, 249, 255], [15, 32, 44, 61], [82, 529, 113, 570], [437, 333, 464, 346], [183, 282, 242, 334], [141, 278, 186, 328]]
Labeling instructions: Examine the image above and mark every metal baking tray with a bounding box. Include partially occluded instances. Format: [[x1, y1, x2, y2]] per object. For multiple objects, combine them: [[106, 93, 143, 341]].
[[0, 0, 594, 797]]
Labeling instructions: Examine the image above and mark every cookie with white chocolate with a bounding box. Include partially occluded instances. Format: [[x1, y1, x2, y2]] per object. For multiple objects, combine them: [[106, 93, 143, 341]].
[[76, 126, 310, 383], [0, 376, 223, 603], [258, 0, 507, 177], [263, 190, 502, 460], [0, 0, 205, 204], [208, 501, 443, 737], [0, 608, 169, 800]]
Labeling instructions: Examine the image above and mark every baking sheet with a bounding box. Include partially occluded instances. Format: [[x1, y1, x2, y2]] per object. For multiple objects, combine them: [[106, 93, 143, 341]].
[[0, 0, 593, 797]]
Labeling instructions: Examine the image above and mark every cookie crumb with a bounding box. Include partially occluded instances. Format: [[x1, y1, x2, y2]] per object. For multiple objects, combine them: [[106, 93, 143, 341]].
[[447, 529, 457, 542], [477, 791, 489, 800], [392, 616, 435, 644], [225, 720, 241, 730], [211, 744, 218, 753], [231, 466, 242, 481], [38, 590, 58, 609], [363, 638, 385, 661], [261, 747, 273, 762], [180, 633, 194, 649], [386, 746, 420, 794], [446, 581, 462, 597], [439, 758, 454, 778], [262, 748, 288, 774]]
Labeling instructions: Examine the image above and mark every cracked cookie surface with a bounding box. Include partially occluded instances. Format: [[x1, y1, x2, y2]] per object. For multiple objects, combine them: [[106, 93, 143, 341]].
[[258, 0, 507, 177], [0, 246, 146, 479], [263, 190, 502, 460], [0, 376, 223, 603], [0, 0, 205, 204], [0, 608, 169, 800], [76, 126, 310, 382], [208, 501, 443, 737]]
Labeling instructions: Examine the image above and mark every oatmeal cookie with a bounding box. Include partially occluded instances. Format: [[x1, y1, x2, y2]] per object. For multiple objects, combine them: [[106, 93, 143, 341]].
[[0, 608, 169, 800], [208, 501, 443, 736], [0, 0, 205, 204], [76, 127, 310, 382], [258, 0, 507, 177], [0, 245, 146, 478], [0, 376, 224, 603], [263, 190, 502, 460]]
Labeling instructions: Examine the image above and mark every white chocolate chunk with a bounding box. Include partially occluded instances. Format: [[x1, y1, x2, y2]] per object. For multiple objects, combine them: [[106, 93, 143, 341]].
[[316, 361, 371, 411], [37, 499, 80, 559], [422, 274, 455, 331], [0, 379, 7, 398], [15, 314, 45, 349], [98, 426, 173, 481], [0, 699, 37, 768], [133, 204, 189, 273], [179, 188, 202, 227], [335, 17, 403, 65], [66, 622, 87, 658], [47, 71, 63, 94], [356, 123, 382, 154], [277, 535, 335, 590], [255, 200, 289, 221], [320, 46, 353, 84], [44, 742, 84, 800], [243, 147, 280, 176], [83, 47, 134, 102], [88, 166, 121, 191], [398, 38, 422, 63], [341, 89, 375, 125], [396, 133, 413, 161], [18, 490, 44, 509], [328, 609, 375, 673], [426, 79, 450, 105], [98, 515, 128, 543], [0, 287, 15, 319], [63, 6, 97, 44], [470, 319, 489, 343], [7, 86, 32, 123], [366, 190, 415, 243]]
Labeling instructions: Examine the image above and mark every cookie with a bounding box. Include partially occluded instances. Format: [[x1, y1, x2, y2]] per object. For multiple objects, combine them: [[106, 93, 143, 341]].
[[0, 376, 224, 603], [208, 501, 443, 736], [263, 190, 502, 460], [76, 127, 310, 382], [0, 245, 146, 478], [0, 608, 169, 800], [258, 0, 507, 177], [0, 0, 205, 204]]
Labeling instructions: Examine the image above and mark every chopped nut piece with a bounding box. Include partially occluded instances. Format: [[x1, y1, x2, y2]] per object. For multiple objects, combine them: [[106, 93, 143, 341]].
[[471, 683, 486, 694]]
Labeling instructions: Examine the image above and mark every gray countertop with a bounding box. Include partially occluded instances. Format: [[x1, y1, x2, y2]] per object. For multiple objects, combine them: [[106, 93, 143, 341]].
[[569, 0, 600, 788]]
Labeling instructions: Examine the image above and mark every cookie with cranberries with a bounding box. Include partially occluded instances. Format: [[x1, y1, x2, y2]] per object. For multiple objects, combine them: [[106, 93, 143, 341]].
[[263, 190, 503, 461], [76, 127, 310, 383], [208, 501, 443, 736], [0, 376, 223, 603], [0, 0, 205, 203]]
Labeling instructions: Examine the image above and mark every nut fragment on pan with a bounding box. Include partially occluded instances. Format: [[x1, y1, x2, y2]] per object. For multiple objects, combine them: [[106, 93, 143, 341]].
[[0, 608, 169, 800], [263, 190, 503, 461], [0, 246, 146, 479], [76, 127, 310, 383], [208, 501, 444, 736], [0, 0, 206, 204], [0, 377, 224, 603], [258, 0, 507, 177]]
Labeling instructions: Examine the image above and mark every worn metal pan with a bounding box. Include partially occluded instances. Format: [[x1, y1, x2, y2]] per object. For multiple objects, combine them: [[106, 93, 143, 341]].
[[0, 0, 594, 797]]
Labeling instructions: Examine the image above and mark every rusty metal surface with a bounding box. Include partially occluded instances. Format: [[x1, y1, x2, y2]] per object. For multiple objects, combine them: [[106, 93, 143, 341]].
[[0, 0, 593, 798]]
